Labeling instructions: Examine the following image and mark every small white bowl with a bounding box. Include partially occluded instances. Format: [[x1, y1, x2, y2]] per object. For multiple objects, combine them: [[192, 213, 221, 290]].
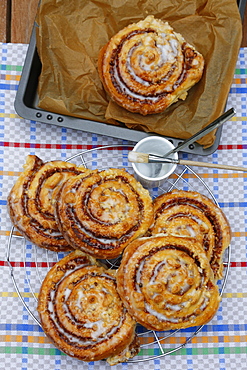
[[131, 136, 178, 188]]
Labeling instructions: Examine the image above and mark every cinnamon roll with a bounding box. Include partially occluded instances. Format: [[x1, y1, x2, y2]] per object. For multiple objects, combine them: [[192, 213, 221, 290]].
[[98, 15, 204, 115], [7, 155, 89, 252], [55, 168, 154, 259], [149, 190, 232, 279], [117, 235, 221, 331], [37, 249, 140, 364]]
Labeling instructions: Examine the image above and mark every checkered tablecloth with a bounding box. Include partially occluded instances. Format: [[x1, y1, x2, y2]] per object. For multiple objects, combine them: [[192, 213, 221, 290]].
[[0, 42, 247, 370]]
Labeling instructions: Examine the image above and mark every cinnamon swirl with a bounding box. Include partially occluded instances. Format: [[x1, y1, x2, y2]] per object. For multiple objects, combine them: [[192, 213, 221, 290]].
[[117, 235, 221, 331], [7, 155, 89, 252], [55, 168, 154, 259], [149, 190, 232, 280], [37, 249, 139, 364], [98, 15, 204, 115]]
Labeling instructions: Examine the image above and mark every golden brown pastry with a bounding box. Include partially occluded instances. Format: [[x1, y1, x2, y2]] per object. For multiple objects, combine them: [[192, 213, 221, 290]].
[[55, 168, 154, 259], [149, 190, 232, 279], [98, 15, 204, 115], [37, 250, 140, 364], [117, 234, 221, 331], [7, 155, 89, 252], [148, 203, 215, 261]]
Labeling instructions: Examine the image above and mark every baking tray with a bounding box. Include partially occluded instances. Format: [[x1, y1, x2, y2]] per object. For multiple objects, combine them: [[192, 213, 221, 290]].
[[14, 0, 246, 155]]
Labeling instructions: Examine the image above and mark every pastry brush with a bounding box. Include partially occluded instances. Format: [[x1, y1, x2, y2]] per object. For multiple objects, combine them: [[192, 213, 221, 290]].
[[128, 152, 247, 172]]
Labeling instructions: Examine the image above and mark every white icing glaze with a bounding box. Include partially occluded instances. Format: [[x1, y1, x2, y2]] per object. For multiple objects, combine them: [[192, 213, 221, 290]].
[[133, 250, 211, 324], [149, 260, 166, 284], [135, 259, 145, 292], [46, 270, 124, 346], [113, 61, 160, 102], [145, 303, 180, 323], [157, 39, 178, 64], [75, 289, 84, 309], [64, 288, 72, 301], [186, 225, 196, 237], [84, 319, 106, 340], [113, 31, 181, 101]]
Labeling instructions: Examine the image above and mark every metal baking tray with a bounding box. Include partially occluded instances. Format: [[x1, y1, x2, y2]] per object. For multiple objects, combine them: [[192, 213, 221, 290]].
[[14, 0, 246, 155]]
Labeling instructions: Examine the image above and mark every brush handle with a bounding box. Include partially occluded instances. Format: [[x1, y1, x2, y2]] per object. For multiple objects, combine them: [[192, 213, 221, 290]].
[[180, 159, 247, 172], [128, 151, 247, 172]]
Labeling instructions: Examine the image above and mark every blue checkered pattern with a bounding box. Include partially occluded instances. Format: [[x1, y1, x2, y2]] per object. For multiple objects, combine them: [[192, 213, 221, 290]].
[[0, 42, 247, 370]]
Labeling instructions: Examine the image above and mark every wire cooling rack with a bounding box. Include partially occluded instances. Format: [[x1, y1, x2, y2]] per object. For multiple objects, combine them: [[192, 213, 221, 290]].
[[6, 145, 231, 363]]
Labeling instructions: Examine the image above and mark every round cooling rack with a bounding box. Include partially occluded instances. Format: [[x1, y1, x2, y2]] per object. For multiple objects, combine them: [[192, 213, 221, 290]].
[[6, 145, 231, 363]]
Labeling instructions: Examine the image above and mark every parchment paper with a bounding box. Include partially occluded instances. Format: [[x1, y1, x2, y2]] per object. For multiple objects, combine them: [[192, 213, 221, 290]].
[[36, 0, 242, 148]]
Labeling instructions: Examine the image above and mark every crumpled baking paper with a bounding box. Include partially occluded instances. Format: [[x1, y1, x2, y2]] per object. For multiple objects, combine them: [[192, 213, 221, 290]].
[[36, 0, 242, 148]]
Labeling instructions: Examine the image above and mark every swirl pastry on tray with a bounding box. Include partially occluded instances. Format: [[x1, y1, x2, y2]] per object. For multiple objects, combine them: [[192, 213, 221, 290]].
[[98, 15, 204, 115], [37, 250, 140, 365], [7, 155, 89, 252], [117, 234, 221, 331], [148, 190, 232, 280], [55, 168, 154, 259]]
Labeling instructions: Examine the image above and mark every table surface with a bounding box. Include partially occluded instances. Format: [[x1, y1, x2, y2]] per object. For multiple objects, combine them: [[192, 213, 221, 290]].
[[1, 3, 247, 370]]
